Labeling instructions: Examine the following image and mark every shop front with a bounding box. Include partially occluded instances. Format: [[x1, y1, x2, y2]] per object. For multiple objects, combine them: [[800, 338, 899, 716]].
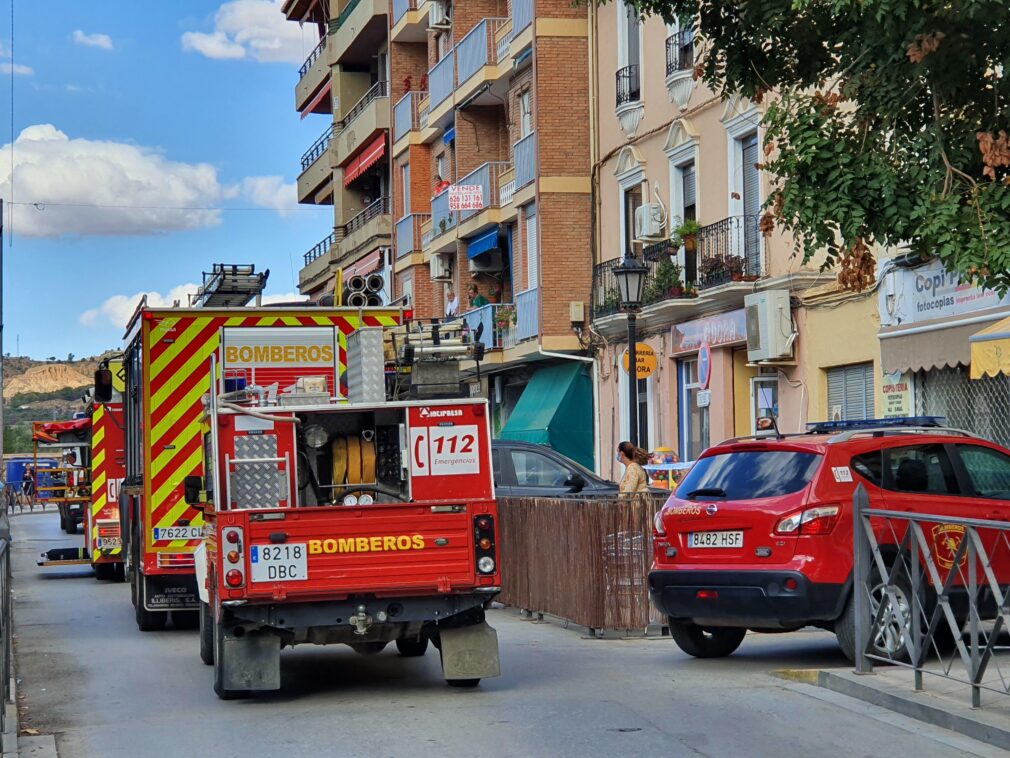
[[879, 258, 1010, 444]]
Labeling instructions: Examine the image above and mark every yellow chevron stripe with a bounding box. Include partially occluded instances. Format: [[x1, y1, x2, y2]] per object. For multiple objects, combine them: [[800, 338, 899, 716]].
[[155, 498, 205, 550], [151, 337, 219, 409], [92, 447, 106, 469], [92, 426, 105, 449], [151, 424, 201, 476], [151, 317, 213, 377], [150, 380, 210, 458], [151, 445, 203, 511], [280, 316, 301, 326], [150, 316, 181, 344]]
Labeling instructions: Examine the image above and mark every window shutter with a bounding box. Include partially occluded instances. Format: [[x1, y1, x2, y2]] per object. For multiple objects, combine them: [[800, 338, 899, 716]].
[[682, 163, 696, 209], [526, 205, 538, 289], [827, 364, 874, 421], [741, 134, 760, 217]]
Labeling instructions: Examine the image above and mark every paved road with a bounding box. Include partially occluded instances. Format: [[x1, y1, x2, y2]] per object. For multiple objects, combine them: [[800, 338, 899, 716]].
[[9, 510, 1001, 758]]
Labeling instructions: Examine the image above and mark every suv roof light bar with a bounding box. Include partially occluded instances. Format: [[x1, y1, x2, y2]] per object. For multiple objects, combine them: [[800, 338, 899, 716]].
[[827, 426, 981, 444], [807, 416, 946, 433]]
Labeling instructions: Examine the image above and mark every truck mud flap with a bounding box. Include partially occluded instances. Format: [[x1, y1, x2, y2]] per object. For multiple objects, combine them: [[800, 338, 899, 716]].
[[439, 622, 500, 681], [143, 573, 199, 611], [222, 629, 281, 692]]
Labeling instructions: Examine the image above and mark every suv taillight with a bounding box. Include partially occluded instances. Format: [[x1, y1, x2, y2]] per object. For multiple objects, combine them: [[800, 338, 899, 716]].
[[653, 509, 667, 536], [774, 505, 840, 536]]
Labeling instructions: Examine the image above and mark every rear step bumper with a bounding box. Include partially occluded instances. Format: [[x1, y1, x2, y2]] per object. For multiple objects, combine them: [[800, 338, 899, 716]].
[[649, 570, 847, 628], [226, 588, 500, 629]]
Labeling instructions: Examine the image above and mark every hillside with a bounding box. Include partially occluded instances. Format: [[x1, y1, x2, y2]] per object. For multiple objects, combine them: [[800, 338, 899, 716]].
[[4, 363, 93, 399]]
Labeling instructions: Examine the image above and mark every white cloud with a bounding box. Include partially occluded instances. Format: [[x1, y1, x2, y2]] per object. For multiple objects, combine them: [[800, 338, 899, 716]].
[[80, 286, 307, 328], [72, 30, 114, 51], [0, 124, 228, 238], [64, 84, 91, 93], [80, 284, 201, 328], [182, 0, 317, 63], [0, 62, 33, 76], [242, 176, 297, 213]]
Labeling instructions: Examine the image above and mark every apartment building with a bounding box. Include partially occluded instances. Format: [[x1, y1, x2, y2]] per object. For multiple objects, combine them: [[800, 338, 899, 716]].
[[590, 3, 880, 479], [285, 0, 394, 302], [390, 0, 597, 469]]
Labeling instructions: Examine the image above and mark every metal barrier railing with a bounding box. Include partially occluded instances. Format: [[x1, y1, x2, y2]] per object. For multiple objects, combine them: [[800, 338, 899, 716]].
[[853, 482, 1010, 708], [0, 526, 11, 735], [395, 213, 429, 258], [336, 81, 388, 133], [299, 35, 327, 79], [429, 49, 455, 109], [393, 90, 427, 143], [301, 124, 335, 171], [514, 132, 536, 189]]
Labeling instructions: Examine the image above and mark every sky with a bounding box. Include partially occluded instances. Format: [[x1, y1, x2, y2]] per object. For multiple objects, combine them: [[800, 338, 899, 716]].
[[0, 0, 332, 359]]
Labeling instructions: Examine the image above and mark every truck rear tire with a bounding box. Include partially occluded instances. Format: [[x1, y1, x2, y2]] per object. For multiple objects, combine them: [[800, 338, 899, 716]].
[[64, 518, 77, 535], [134, 573, 167, 632], [199, 602, 214, 666], [213, 617, 250, 700], [668, 620, 746, 658], [173, 611, 200, 630], [395, 636, 429, 657], [93, 563, 116, 581]]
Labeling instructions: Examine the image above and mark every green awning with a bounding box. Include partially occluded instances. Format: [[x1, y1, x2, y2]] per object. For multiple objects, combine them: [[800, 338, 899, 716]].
[[499, 362, 594, 469]]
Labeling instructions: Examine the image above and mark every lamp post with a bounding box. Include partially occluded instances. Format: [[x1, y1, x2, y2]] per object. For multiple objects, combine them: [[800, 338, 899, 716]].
[[613, 253, 647, 445]]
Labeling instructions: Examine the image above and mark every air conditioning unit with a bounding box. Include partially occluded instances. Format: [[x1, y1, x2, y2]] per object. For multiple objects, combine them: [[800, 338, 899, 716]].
[[468, 250, 503, 273], [745, 290, 793, 361], [429, 0, 451, 28], [634, 203, 666, 240], [430, 252, 453, 281]]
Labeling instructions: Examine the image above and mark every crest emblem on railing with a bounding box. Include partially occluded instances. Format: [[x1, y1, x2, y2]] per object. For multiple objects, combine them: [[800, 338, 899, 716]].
[[931, 523, 967, 570]]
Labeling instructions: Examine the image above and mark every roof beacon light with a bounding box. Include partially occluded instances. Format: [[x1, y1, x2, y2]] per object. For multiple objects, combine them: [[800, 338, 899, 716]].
[[806, 416, 946, 433]]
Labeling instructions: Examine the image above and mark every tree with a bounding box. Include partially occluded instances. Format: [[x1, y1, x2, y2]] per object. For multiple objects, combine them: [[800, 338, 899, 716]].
[[616, 0, 1010, 291], [67, 353, 75, 362]]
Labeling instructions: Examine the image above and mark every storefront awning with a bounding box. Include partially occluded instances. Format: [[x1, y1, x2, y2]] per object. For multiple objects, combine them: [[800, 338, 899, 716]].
[[343, 249, 382, 278], [499, 363, 594, 469], [970, 315, 1010, 378], [343, 135, 386, 187], [466, 227, 500, 259], [879, 321, 981, 373]]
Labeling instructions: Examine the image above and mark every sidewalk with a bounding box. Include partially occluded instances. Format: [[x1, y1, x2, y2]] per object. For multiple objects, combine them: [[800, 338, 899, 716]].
[[777, 665, 1010, 751]]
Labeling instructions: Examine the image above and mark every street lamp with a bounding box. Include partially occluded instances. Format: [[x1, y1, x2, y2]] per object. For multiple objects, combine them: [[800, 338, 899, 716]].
[[613, 253, 648, 445]]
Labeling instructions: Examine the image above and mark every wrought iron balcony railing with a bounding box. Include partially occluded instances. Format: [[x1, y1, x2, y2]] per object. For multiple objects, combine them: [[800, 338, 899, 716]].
[[665, 29, 694, 77], [616, 64, 641, 107]]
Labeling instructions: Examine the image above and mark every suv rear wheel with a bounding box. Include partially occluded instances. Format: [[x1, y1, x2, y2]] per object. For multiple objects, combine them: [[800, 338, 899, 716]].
[[668, 620, 746, 658]]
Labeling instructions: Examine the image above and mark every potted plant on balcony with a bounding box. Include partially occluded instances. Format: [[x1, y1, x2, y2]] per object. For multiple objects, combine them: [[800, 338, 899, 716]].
[[495, 304, 517, 330], [683, 283, 699, 298], [727, 255, 746, 281], [601, 288, 621, 313], [699, 254, 731, 286], [654, 259, 684, 298], [673, 219, 701, 253]]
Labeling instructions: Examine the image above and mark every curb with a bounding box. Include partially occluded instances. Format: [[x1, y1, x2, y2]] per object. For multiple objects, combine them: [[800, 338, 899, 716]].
[[774, 668, 1010, 752]]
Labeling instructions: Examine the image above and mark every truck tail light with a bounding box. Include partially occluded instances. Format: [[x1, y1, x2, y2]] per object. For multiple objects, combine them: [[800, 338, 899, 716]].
[[474, 514, 497, 575], [157, 552, 196, 569], [221, 526, 245, 587], [225, 569, 244, 587], [774, 505, 840, 536]]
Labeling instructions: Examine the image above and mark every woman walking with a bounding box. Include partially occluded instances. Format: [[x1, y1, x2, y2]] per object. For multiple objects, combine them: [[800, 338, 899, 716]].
[[617, 441, 650, 494]]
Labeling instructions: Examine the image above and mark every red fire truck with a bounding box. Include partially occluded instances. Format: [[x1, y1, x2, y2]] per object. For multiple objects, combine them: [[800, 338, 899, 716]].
[[120, 304, 402, 632], [188, 324, 501, 698], [88, 358, 128, 579]]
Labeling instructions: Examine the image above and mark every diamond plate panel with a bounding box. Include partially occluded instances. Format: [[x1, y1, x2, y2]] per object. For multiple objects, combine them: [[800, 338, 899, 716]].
[[232, 435, 285, 509]]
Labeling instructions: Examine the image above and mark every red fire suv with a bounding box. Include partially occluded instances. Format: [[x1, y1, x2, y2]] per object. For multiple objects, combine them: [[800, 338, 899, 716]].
[[649, 417, 1010, 661]]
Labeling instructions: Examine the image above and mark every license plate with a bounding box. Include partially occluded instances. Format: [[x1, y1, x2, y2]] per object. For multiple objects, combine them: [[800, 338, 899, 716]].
[[153, 526, 203, 541], [97, 537, 122, 549], [688, 531, 744, 548], [250, 543, 308, 583]]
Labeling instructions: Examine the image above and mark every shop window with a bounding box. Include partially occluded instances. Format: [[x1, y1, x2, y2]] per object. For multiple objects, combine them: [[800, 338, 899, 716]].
[[619, 370, 653, 449], [679, 357, 710, 461], [826, 363, 874, 421]]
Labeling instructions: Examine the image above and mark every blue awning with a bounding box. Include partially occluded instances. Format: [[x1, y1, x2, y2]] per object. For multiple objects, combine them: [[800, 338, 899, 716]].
[[466, 227, 500, 259], [444, 127, 456, 144]]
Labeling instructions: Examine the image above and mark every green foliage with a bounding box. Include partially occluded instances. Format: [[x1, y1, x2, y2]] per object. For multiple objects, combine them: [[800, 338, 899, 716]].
[[610, 0, 1010, 291], [9, 386, 87, 407], [3, 424, 33, 454]]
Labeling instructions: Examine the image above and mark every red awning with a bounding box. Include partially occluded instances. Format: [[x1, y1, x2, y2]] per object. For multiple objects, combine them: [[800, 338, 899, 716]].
[[343, 135, 386, 186], [343, 250, 382, 278], [300, 80, 332, 120]]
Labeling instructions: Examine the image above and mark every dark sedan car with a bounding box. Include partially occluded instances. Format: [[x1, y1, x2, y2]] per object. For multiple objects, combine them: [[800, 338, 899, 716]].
[[492, 439, 663, 498]]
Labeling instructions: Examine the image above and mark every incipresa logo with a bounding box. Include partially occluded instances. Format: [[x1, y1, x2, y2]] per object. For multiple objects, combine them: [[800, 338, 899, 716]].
[[420, 407, 463, 418]]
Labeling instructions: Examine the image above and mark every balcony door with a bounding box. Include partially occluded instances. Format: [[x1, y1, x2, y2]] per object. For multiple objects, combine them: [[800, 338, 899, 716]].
[[741, 133, 761, 273]]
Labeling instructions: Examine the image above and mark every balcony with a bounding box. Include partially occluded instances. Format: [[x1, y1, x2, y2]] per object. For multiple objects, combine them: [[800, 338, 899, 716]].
[[665, 29, 696, 109], [330, 0, 387, 65], [615, 64, 641, 107], [463, 304, 509, 350], [393, 90, 427, 144], [429, 189, 457, 247], [514, 132, 536, 190], [499, 168, 516, 207], [513, 0, 533, 36], [395, 213, 429, 259], [297, 124, 336, 204], [429, 49, 455, 113], [391, 0, 429, 42], [295, 35, 330, 114], [457, 18, 508, 87], [334, 82, 389, 166], [299, 230, 341, 292], [695, 215, 763, 287], [340, 196, 391, 258], [513, 287, 539, 345], [458, 161, 510, 229]]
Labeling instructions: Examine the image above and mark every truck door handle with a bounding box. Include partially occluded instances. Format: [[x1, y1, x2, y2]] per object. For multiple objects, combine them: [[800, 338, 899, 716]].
[[269, 532, 288, 543]]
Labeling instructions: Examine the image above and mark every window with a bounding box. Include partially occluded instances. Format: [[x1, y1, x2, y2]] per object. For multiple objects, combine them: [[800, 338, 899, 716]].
[[957, 444, 1010, 500], [680, 161, 697, 282], [623, 184, 643, 257], [851, 451, 884, 486], [519, 90, 532, 137], [400, 162, 411, 216], [827, 363, 874, 421], [883, 445, 959, 495], [525, 204, 538, 289], [676, 451, 822, 501], [616, 1, 641, 106], [510, 449, 569, 487]]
